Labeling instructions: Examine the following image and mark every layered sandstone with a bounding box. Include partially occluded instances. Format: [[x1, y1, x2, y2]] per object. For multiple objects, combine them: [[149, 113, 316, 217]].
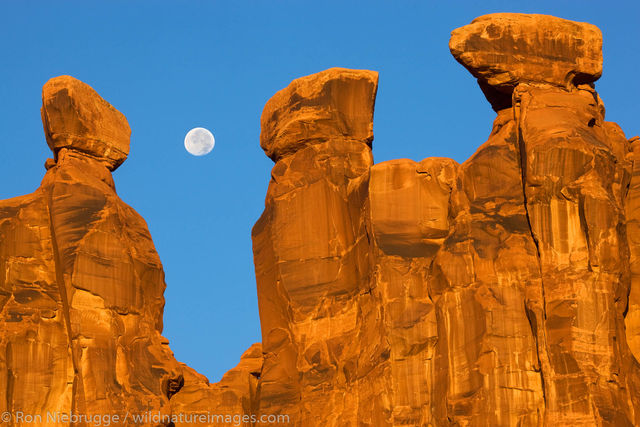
[[252, 68, 379, 425], [1, 12, 640, 427], [0, 76, 261, 427], [369, 157, 457, 425], [41, 76, 131, 170], [450, 13, 603, 110], [248, 13, 640, 426]]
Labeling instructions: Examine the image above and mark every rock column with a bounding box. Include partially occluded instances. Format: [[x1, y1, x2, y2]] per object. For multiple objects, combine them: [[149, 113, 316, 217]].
[[449, 13, 640, 425], [253, 68, 378, 425]]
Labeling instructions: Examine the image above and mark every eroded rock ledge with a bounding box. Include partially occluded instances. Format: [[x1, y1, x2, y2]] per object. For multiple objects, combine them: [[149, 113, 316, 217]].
[[1, 12, 639, 427]]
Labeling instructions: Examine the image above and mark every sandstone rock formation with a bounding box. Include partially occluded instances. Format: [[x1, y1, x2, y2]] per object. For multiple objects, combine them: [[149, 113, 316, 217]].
[[449, 13, 602, 111], [249, 13, 640, 426], [0, 76, 262, 427], [1, 11, 640, 427], [41, 76, 131, 171]]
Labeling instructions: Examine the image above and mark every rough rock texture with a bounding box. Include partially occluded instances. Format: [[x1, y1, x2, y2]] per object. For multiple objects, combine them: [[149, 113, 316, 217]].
[[252, 67, 379, 425], [0, 76, 262, 426], [260, 68, 377, 162], [626, 136, 640, 360], [370, 158, 457, 258], [247, 14, 640, 426], [2, 12, 640, 427], [450, 13, 603, 110], [369, 157, 457, 425], [41, 76, 131, 171]]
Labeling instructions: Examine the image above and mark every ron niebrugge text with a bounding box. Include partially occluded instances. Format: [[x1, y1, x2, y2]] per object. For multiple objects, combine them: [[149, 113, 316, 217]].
[[2, 411, 290, 425]]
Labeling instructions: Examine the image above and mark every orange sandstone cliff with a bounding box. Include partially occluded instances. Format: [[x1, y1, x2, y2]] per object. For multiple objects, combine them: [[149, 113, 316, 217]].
[[1, 12, 640, 427]]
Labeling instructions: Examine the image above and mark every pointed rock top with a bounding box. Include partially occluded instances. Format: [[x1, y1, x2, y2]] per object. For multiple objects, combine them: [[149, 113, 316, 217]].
[[260, 67, 378, 162], [41, 75, 131, 171]]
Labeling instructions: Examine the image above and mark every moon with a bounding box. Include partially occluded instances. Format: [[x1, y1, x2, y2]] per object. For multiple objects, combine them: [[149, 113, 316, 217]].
[[184, 127, 215, 156]]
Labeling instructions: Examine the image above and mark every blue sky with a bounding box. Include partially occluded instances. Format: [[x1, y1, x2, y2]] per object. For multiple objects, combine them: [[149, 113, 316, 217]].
[[1, 1, 638, 382]]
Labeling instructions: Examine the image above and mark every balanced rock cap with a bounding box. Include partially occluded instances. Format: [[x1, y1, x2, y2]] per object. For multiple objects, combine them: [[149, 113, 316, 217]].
[[41, 75, 131, 171], [450, 13, 603, 95], [260, 67, 378, 162]]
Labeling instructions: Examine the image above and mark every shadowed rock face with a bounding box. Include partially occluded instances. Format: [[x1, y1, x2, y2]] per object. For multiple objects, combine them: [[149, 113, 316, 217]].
[[1, 12, 640, 427]]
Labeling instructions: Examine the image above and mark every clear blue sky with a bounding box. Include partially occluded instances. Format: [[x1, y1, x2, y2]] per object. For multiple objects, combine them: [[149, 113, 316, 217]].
[[1, 1, 638, 382]]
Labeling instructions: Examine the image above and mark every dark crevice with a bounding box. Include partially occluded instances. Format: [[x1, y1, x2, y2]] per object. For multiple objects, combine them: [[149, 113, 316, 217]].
[[513, 92, 549, 412], [623, 155, 635, 320], [479, 79, 513, 112], [577, 195, 593, 272], [164, 374, 184, 400]]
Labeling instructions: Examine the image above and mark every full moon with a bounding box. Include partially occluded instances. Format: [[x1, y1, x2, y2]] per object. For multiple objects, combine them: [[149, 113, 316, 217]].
[[184, 127, 215, 156]]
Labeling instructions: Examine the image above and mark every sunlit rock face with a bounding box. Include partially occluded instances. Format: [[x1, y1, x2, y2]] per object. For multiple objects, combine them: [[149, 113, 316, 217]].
[[250, 14, 640, 427], [0, 76, 262, 426], [1, 12, 640, 427], [41, 76, 131, 171], [252, 68, 379, 425], [0, 77, 180, 419], [449, 13, 603, 111]]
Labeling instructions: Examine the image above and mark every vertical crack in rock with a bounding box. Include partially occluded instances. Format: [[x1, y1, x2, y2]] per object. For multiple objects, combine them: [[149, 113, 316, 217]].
[[623, 152, 635, 321], [45, 178, 87, 417], [577, 195, 593, 272], [624, 136, 640, 361], [513, 88, 549, 412], [2, 12, 640, 427]]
